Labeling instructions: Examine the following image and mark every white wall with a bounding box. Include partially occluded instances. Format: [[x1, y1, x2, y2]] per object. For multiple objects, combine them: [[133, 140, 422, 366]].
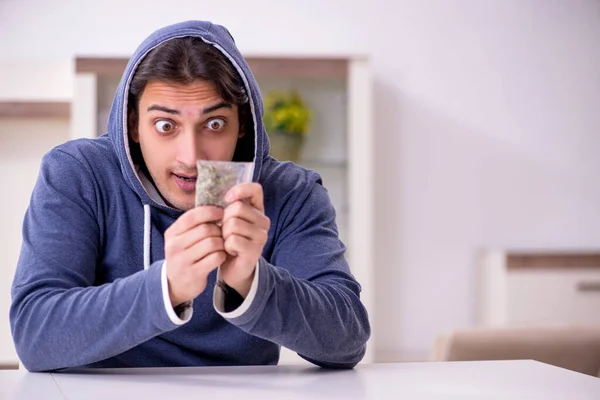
[[370, 0, 600, 360], [1, 0, 600, 361]]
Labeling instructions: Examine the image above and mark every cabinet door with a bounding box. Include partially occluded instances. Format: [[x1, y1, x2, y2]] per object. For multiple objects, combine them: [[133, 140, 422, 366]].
[[507, 269, 600, 326]]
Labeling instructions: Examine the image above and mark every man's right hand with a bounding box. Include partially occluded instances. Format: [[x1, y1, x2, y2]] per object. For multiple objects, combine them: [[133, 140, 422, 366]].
[[164, 206, 226, 308]]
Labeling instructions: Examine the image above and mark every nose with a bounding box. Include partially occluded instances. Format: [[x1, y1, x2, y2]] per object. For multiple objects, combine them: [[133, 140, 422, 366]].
[[175, 128, 205, 168]]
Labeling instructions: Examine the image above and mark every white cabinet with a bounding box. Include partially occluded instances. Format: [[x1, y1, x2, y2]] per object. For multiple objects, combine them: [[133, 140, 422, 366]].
[[478, 250, 600, 327]]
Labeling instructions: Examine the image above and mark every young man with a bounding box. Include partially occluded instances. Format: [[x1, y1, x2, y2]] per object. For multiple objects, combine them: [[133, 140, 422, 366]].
[[10, 20, 370, 372]]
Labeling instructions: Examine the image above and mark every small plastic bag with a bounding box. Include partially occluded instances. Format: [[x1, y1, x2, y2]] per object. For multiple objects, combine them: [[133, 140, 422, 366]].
[[195, 160, 255, 208]]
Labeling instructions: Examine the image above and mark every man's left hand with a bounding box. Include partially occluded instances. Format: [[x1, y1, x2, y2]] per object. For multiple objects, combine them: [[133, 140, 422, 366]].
[[220, 182, 270, 298]]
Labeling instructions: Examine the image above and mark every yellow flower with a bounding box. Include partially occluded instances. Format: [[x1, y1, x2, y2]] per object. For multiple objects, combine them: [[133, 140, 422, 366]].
[[263, 90, 311, 136]]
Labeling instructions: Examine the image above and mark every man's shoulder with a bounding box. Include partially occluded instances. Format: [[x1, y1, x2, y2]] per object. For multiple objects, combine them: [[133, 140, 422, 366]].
[[260, 158, 338, 237], [259, 157, 322, 193], [259, 157, 328, 218], [45, 135, 118, 172]]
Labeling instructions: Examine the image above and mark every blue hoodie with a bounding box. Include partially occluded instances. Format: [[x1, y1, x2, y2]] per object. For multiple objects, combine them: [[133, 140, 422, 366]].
[[9, 20, 370, 372]]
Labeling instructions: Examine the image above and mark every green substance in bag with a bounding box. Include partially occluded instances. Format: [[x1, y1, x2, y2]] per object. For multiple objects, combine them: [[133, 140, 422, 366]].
[[195, 163, 240, 208]]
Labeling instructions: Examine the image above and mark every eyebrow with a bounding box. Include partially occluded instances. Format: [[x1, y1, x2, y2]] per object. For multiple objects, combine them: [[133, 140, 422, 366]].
[[203, 101, 232, 114], [146, 101, 232, 115]]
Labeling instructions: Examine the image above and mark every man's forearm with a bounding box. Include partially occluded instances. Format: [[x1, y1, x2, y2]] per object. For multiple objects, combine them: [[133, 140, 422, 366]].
[[217, 258, 371, 368], [10, 261, 181, 371]]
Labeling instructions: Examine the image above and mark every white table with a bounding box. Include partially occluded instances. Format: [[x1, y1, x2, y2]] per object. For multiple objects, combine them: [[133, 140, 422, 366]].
[[1, 360, 599, 399]]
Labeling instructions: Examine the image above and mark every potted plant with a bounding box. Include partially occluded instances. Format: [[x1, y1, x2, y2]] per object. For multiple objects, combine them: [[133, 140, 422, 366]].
[[263, 90, 311, 163]]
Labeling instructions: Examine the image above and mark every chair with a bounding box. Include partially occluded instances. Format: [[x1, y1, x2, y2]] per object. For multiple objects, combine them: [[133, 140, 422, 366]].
[[431, 326, 600, 377], [0, 359, 19, 370]]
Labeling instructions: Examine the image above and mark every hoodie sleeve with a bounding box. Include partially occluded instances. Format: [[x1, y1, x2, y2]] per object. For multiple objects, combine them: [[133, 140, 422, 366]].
[[217, 180, 371, 369], [9, 149, 182, 372]]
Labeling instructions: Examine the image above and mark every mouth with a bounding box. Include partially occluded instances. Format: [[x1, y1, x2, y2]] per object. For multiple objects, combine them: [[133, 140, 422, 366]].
[[173, 173, 197, 182]]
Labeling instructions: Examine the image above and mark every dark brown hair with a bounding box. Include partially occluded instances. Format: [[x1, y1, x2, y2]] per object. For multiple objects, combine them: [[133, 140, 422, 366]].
[[128, 36, 254, 162]]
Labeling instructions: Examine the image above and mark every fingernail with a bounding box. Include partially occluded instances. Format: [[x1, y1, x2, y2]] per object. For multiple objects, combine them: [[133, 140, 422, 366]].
[[225, 192, 234, 202]]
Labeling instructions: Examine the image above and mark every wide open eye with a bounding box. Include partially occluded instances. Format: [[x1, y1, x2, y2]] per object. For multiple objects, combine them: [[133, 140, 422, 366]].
[[155, 120, 174, 134], [206, 118, 226, 132]]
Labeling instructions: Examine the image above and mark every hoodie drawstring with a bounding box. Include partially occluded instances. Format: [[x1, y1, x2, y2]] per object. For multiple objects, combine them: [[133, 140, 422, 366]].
[[143, 204, 151, 270]]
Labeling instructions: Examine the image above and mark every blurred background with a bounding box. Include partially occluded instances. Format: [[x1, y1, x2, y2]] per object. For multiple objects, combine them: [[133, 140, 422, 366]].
[[2, 0, 600, 374]]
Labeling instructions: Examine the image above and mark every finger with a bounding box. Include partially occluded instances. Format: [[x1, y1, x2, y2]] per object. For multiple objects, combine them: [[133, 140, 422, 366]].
[[166, 206, 224, 237], [222, 201, 270, 230], [222, 201, 258, 225], [224, 234, 255, 258], [184, 236, 224, 265], [166, 223, 222, 256], [177, 223, 222, 250], [193, 250, 226, 276], [223, 218, 267, 242], [225, 183, 264, 212]]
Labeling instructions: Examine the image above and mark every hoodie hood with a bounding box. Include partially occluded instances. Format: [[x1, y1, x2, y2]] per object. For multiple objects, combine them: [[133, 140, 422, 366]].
[[107, 20, 270, 210]]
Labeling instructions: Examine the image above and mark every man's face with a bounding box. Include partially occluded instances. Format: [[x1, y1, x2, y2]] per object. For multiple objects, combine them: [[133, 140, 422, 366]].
[[130, 80, 244, 211]]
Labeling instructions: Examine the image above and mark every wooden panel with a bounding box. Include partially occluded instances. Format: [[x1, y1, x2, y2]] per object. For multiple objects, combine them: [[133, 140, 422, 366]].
[[76, 57, 348, 78], [76, 58, 128, 76], [507, 253, 600, 270], [246, 58, 347, 78], [0, 101, 70, 119]]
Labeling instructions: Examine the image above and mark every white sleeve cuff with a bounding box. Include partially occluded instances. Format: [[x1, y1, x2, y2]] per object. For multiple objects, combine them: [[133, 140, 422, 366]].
[[161, 261, 193, 325], [213, 261, 260, 318]]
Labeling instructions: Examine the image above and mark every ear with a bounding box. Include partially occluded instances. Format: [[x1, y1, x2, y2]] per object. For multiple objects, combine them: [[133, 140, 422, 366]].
[[238, 129, 246, 139], [128, 109, 139, 143]]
